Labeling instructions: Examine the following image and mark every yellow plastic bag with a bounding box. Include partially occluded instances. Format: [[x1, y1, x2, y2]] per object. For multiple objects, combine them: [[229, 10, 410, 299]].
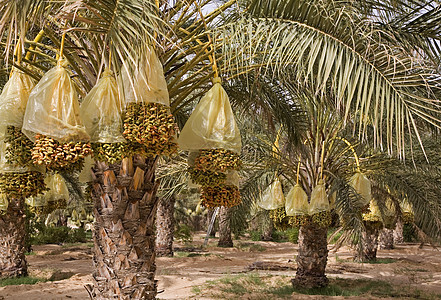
[[25, 195, 46, 207], [79, 156, 94, 183], [0, 68, 36, 129], [46, 173, 69, 202], [309, 179, 329, 214], [22, 60, 89, 142], [285, 184, 309, 216], [0, 193, 8, 211], [81, 69, 125, 143], [349, 171, 371, 206], [178, 78, 242, 153], [121, 47, 169, 106], [258, 176, 285, 210]]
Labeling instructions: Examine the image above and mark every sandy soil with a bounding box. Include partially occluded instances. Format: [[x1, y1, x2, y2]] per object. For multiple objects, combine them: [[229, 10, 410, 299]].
[[0, 233, 440, 299]]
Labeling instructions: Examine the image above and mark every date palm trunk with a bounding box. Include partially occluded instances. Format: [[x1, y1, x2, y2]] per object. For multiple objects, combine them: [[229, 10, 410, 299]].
[[155, 197, 175, 257], [394, 218, 404, 244], [292, 223, 328, 288], [261, 211, 274, 241], [378, 228, 394, 250], [356, 222, 380, 262], [0, 197, 27, 278], [88, 156, 159, 300], [217, 207, 233, 247]]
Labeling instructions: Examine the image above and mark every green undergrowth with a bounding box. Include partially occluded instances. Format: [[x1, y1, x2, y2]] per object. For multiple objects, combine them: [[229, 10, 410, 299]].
[[192, 273, 441, 299], [174, 251, 211, 258], [364, 258, 397, 264], [0, 276, 48, 287], [235, 242, 266, 252]]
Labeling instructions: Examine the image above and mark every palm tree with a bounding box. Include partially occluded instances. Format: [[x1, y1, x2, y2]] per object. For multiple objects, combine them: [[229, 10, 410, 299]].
[[0, 0, 440, 296], [0, 1, 236, 297], [0, 197, 27, 278], [214, 0, 441, 288], [155, 196, 176, 257]]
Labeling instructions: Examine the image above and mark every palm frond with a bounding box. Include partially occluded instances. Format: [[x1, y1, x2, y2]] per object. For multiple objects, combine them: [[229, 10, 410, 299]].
[[216, 0, 441, 155]]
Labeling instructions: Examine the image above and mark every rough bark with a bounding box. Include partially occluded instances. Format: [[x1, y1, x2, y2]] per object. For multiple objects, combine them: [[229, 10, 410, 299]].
[[89, 156, 159, 300], [217, 207, 233, 247], [394, 218, 404, 244], [378, 228, 394, 250], [155, 197, 175, 257], [292, 223, 328, 289], [261, 211, 274, 241], [0, 197, 27, 278], [356, 223, 380, 262]]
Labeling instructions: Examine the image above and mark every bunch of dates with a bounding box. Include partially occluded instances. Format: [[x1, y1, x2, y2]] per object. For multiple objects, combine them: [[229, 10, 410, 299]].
[[200, 184, 241, 208], [32, 135, 92, 172], [123, 102, 178, 157]]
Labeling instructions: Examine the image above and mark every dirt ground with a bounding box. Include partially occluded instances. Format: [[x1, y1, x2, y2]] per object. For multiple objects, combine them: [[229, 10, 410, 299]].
[[1, 232, 440, 299]]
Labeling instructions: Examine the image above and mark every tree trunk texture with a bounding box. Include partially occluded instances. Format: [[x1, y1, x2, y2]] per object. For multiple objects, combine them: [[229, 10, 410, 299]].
[[356, 224, 379, 262], [394, 218, 404, 244], [155, 197, 175, 257], [0, 197, 27, 278], [261, 211, 274, 241], [217, 207, 233, 247], [378, 228, 394, 250], [89, 156, 159, 300], [292, 224, 328, 289]]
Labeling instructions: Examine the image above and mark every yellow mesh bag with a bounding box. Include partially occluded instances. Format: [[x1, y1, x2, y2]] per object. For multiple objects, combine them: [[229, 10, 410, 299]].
[[81, 69, 125, 143], [309, 179, 329, 214], [25, 195, 46, 208], [258, 176, 285, 210], [349, 171, 371, 206], [22, 60, 89, 142], [46, 173, 69, 202], [177, 78, 242, 153], [79, 156, 94, 183], [0, 68, 36, 130], [0, 193, 8, 211], [121, 47, 169, 106], [285, 184, 309, 216]]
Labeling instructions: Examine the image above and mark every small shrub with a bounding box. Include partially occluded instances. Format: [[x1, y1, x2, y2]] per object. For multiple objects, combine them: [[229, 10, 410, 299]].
[[30, 226, 88, 245], [403, 224, 418, 242], [0, 276, 47, 287], [249, 230, 262, 241], [271, 231, 287, 242], [174, 224, 193, 244], [286, 228, 299, 243]]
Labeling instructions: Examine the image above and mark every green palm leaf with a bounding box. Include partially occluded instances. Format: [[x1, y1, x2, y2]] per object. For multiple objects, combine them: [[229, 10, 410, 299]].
[[217, 0, 441, 155]]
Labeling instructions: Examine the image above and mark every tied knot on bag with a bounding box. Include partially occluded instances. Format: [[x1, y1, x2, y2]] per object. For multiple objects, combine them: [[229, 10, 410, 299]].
[[57, 57, 68, 68], [212, 77, 222, 84], [102, 68, 113, 78]]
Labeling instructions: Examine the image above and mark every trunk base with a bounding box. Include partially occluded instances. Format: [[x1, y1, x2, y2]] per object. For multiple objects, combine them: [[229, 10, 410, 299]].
[[155, 247, 173, 257], [355, 221, 380, 262], [294, 223, 328, 289], [291, 274, 329, 289], [217, 207, 233, 248], [0, 197, 27, 278], [379, 228, 394, 250], [155, 197, 175, 258]]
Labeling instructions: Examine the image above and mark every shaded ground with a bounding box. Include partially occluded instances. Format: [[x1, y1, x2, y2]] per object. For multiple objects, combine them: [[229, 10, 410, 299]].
[[0, 232, 440, 299]]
